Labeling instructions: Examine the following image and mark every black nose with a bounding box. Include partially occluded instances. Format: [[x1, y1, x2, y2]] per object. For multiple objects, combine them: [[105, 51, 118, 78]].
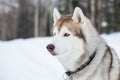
[[46, 44, 55, 52]]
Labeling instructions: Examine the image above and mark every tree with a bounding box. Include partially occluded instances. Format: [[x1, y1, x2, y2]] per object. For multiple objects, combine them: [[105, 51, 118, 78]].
[[0, 0, 18, 40], [34, 0, 40, 37], [17, 0, 34, 38], [38, 0, 51, 36]]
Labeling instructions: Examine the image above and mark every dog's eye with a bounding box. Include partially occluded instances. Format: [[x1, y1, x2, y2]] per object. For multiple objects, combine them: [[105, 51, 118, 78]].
[[64, 33, 70, 37]]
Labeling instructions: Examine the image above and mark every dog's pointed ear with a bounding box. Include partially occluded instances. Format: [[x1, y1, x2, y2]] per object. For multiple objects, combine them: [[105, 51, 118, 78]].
[[72, 7, 85, 23], [53, 8, 61, 22]]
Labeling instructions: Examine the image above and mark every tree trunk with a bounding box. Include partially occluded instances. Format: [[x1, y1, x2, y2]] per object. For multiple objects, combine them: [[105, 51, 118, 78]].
[[90, 0, 95, 25], [39, 0, 50, 36], [34, 0, 40, 37]]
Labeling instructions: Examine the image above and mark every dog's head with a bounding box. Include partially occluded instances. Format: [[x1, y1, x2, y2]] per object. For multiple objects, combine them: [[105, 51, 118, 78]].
[[47, 7, 88, 56]]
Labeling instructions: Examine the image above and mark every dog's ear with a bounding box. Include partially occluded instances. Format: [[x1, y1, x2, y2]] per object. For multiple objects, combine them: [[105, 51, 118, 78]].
[[72, 7, 85, 24], [53, 8, 61, 22]]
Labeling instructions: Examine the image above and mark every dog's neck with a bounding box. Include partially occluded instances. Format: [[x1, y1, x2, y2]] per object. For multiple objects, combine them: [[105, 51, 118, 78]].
[[57, 46, 96, 75], [65, 50, 96, 77], [57, 47, 89, 71], [57, 42, 107, 80]]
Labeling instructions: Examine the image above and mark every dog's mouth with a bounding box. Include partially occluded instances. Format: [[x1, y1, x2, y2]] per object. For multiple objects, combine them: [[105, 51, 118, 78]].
[[49, 51, 58, 56], [49, 50, 69, 56]]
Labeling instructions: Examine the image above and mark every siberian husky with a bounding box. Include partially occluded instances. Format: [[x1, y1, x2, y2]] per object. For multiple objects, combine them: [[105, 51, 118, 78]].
[[46, 7, 120, 80]]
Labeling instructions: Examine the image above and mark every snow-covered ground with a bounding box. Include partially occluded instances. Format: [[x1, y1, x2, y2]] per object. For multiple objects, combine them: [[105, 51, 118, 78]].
[[0, 32, 120, 80], [101, 32, 120, 58], [0, 37, 65, 80]]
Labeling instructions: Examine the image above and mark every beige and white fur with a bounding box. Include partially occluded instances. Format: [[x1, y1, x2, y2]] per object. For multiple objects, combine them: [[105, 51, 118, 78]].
[[47, 7, 120, 80]]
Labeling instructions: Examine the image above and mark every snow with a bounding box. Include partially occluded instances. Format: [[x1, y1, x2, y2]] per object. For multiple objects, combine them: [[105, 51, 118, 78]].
[[0, 37, 65, 80], [101, 32, 120, 58], [0, 32, 120, 80], [101, 21, 108, 28]]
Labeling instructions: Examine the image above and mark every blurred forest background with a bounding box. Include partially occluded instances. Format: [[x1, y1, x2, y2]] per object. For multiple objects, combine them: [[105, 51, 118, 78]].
[[0, 0, 120, 40]]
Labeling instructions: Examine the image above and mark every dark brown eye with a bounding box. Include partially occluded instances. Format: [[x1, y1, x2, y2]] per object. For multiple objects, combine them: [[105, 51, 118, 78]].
[[64, 33, 70, 37]]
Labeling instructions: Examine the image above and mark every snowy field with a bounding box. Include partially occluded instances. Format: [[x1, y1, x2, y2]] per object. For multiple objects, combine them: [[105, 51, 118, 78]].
[[0, 32, 120, 80]]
